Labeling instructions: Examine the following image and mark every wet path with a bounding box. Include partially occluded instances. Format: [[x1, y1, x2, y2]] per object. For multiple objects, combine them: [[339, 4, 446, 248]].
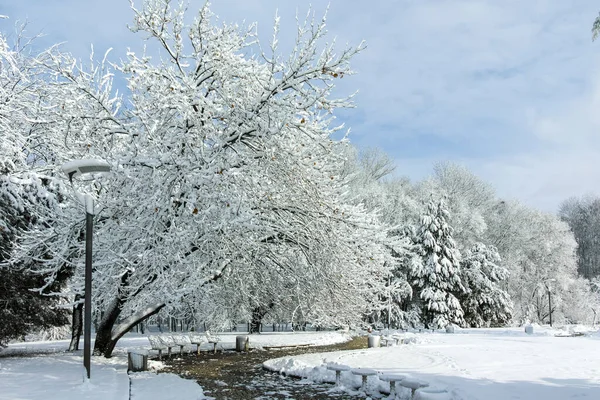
[[163, 336, 368, 399]]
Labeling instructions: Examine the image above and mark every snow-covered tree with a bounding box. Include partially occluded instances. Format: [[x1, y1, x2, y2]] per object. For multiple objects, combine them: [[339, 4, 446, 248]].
[[559, 196, 600, 279], [416, 162, 496, 252], [12, 0, 378, 356], [459, 243, 512, 327], [411, 197, 465, 328], [486, 201, 578, 324], [0, 29, 70, 347]]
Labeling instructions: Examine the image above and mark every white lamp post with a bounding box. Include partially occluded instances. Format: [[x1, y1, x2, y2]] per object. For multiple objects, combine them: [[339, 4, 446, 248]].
[[61, 159, 111, 380]]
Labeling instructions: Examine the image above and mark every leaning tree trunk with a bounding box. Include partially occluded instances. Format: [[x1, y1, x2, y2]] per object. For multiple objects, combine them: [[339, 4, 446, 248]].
[[68, 295, 83, 351], [93, 295, 165, 357]]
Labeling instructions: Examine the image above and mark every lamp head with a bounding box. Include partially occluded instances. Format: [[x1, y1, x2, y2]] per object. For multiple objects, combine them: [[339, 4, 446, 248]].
[[61, 159, 111, 183]]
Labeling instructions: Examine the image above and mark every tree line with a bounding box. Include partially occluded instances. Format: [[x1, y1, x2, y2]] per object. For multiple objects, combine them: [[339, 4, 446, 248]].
[[1, 1, 599, 356]]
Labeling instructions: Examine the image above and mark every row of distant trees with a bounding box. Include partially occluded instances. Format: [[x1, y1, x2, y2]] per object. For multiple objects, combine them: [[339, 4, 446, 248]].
[[1, 2, 600, 354]]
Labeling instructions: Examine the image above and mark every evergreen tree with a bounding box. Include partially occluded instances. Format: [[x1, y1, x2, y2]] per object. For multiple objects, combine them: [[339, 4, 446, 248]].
[[460, 243, 512, 327], [411, 197, 465, 328]]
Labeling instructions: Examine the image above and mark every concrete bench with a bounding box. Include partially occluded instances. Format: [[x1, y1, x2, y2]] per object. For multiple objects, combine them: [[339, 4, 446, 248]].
[[380, 336, 396, 347], [147, 335, 167, 360], [350, 367, 377, 392], [158, 335, 176, 358], [204, 332, 221, 354], [378, 373, 408, 397], [399, 378, 429, 399], [172, 334, 192, 355], [189, 333, 206, 355], [326, 363, 351, 386]]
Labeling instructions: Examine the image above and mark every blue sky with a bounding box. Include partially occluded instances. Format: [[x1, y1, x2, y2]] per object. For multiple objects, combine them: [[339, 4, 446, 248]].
[[2, 0, 600, 211]]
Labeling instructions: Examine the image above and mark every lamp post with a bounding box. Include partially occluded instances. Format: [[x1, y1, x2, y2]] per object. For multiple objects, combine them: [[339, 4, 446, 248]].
[[544, 278, 557, 327], [61, 159, 111, 380]]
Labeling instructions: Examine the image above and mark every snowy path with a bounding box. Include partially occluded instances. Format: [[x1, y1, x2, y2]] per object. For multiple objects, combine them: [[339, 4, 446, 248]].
[[264, 329, 600, 399]]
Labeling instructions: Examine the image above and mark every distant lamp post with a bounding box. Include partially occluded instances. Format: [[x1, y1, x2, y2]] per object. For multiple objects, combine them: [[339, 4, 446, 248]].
[[544, 278, 557, 327], [61, 159, 111, 380]]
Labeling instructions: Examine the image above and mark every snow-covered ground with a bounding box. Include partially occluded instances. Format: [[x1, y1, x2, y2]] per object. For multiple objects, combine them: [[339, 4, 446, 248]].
[[0, 331, 349, 400], [264, 326, 600, 399]]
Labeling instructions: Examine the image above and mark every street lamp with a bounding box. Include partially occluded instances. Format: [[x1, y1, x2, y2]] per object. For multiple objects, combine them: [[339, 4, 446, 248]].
[[544, 278, 557, 327], [61, 159, 111, 380]]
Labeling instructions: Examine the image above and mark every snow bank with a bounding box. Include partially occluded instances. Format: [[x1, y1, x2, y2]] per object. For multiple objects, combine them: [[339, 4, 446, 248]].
[[264, 328, 600, 399]]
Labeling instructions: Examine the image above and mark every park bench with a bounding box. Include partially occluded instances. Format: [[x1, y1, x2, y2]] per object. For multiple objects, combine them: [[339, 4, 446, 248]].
[[380, 335, 397, 346], [147, 335, 167, 360], [189, 332, 207, 355], [204, 331, 221, 354], [158, 335, 177, 358], [172, 334, 192, 355], [399, 378, 429, 399], [378, 373, 408, 397], [325, 363, 350, 386], [350, 367, 377, 392]]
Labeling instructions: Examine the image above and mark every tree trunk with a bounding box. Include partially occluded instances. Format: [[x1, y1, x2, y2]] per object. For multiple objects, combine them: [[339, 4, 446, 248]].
[[68, 295, 83, 351], [93, 298, 165, 357], [93, 296, 125, 357], [249, 303, 274, 334]]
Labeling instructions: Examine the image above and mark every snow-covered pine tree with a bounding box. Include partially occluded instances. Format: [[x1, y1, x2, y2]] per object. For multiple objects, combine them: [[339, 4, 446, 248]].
[[411, 197, 465, 329], [459, 243, 512, 327]]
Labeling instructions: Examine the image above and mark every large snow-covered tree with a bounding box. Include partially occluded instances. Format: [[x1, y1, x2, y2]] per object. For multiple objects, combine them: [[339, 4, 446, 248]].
[[0, 29, 70, 347], [13, 0, 380, 356], [459, 243, 512, 327], [411, 198, 465, 328], [485, 200, 579, 324]]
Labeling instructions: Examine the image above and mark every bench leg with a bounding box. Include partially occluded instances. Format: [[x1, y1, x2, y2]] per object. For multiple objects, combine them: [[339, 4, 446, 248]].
[[335, 371, 341, 386], [196, 344, 201, 355], [158, 349, 162, 361], [179, 345, 184, 356], [361, 376, 368, 392], [213, 343, 217, 354], [168, 347, 172, 359], [389, 380, 396, 397]]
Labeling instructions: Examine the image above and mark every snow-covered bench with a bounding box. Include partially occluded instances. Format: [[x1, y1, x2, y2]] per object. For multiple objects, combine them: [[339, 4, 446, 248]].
[[326, 363, 350, 386], [148, 335, 168, 360], [204, 331, 221, 354], [378, 373, 408, 397], [189, 332, 207, 355], [158, 335, 177, 358], [380, 335, 397, 346], [351, 367, 377, 392], [172, 334, 192, 355], [399, 378, 429, 399]]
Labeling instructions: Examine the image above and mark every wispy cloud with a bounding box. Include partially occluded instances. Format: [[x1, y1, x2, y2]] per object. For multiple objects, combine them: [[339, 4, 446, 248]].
[[2, 0, 600, 211]]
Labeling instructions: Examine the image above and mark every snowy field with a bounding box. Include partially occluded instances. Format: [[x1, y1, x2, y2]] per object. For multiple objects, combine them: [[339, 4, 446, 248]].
[[0, 331, 349, 400], [264, 326, 600, 399]]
